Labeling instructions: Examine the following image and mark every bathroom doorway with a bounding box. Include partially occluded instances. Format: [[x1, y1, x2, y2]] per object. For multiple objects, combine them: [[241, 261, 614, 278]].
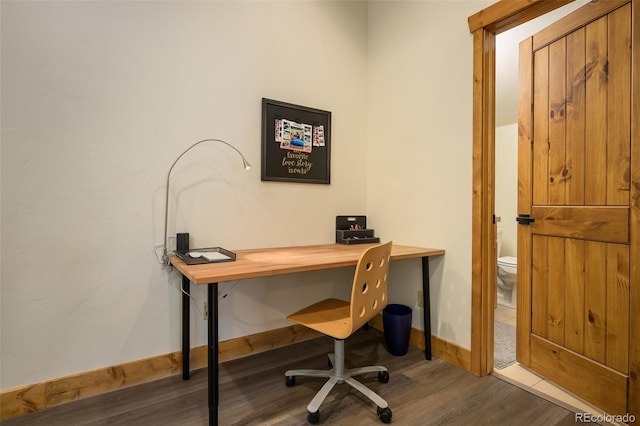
[[470, 0, 639, 418], [491, 1, 588, 374], [493, 84, 518, 370], [486, 0, 640, 417]]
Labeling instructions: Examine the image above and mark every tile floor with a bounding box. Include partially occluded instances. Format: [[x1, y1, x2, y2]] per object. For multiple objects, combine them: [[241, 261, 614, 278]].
[[493, 305, 626, 426]]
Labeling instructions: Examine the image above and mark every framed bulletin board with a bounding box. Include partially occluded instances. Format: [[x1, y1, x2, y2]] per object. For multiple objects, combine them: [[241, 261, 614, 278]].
[[261, 98, 331, 184]]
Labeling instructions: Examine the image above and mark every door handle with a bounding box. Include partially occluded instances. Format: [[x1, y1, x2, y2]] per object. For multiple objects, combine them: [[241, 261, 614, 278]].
[[516, 214, 535, 225]]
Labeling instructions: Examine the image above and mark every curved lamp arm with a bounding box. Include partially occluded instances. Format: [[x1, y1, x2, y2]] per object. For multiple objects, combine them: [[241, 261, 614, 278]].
[[162, 138, 252, 265]]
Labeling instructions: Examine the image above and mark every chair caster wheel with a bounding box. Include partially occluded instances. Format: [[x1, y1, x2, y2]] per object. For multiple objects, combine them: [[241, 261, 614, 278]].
[[308, 410, 320, 424], [378, 370, 390, 383], [285, 376, 295, 387], [377, 406, 392, 423]]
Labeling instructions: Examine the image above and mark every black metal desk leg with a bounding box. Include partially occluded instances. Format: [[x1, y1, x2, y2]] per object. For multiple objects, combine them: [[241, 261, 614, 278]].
[[208, 283, 219, 426], [182, 275, 190, 380], [421, 257, 432, 360]]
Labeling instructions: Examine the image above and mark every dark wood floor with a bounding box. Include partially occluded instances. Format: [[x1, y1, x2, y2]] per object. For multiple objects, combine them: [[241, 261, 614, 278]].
[[3, 329, 593, 425]]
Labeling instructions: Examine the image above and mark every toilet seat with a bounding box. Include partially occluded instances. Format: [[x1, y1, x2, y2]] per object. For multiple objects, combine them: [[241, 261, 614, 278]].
[[498, 255, 516, 265]]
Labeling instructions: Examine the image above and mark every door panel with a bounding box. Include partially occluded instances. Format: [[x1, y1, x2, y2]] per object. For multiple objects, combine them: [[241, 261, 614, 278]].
[[530, 335, 628, 416], [605, 243, 629, 372], [548, 39, 566, 206], [530, 205, 629, 243], [532, 46, 549, 205], [585, 16, 608, 205], [607, 6, 631, 205], [565, 27, 586, 206], [518, 1, 633, 415], [531, 236, 630, 371], [532, 12, 631, 207], [584, 241, 606, 364], [531, 0, 629, 51], [564, 238, 584, 353]]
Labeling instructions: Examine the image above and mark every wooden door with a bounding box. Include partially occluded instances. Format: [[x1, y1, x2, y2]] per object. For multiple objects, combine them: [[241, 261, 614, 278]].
[[517, 1, 637, 416]]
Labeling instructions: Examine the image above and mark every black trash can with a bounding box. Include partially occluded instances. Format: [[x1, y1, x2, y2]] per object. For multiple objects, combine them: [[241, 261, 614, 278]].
[[382, 304, 412, 356]]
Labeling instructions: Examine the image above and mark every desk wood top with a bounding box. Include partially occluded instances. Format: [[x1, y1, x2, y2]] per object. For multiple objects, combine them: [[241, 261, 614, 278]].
[[169, 243, 444, 284]]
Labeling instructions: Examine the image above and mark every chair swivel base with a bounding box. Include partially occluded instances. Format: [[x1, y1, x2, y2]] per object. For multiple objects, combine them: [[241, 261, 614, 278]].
[[284, 340, 392, 424]]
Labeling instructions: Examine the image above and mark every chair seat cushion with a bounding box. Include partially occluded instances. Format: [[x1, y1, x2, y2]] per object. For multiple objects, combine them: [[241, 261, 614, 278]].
[[286, 298, 353, 340]]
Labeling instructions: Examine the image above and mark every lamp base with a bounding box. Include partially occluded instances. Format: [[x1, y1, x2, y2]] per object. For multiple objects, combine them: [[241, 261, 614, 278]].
[[176, 232, 190, 254]]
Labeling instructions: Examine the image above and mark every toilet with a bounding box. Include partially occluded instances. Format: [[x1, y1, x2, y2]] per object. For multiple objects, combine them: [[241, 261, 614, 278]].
[[496, 229, 517, 309], [497, 256, 517, 308]]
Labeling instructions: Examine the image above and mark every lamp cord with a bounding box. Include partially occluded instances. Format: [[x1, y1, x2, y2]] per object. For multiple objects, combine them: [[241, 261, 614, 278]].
[[177, 280, 239, 300]]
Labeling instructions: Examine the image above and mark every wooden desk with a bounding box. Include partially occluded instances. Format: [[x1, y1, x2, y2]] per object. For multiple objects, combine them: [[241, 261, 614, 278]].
[[170, 243, 444, 426]]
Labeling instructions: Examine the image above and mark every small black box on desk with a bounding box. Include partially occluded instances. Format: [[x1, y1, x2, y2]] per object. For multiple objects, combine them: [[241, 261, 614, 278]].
[[335, 215, 380, 245]]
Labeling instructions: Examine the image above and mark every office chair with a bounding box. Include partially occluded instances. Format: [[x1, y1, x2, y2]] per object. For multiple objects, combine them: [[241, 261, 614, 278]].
[[285, 241, 393, 424]]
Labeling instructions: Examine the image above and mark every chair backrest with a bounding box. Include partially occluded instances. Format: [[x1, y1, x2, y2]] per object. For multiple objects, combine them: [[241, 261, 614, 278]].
[[349, 241, 393, 332]]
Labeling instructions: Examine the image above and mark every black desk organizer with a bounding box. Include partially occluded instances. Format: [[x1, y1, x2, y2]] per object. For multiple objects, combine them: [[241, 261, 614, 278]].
[[173, 234, 236, 265], [335, 215, 380, 245], [175, 247, 236, 265]]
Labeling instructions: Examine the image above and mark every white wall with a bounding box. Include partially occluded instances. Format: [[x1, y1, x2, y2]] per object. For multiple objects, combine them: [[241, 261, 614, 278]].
[[367, 0, 493, 347], [0, 0, 503, 392], [0, 0, 369, 390], [495, 124, 518, 257]]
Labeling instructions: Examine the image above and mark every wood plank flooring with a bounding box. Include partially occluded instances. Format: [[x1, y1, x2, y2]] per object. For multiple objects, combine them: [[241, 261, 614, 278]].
[[3, 329, 593, 425]]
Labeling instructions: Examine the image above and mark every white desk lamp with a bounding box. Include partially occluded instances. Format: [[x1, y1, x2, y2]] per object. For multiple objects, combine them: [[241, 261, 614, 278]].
[[162, 138, 252, 266]]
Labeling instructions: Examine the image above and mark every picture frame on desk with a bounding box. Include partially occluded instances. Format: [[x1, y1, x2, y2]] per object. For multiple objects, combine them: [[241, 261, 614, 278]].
[[261, 98, 331, 184]]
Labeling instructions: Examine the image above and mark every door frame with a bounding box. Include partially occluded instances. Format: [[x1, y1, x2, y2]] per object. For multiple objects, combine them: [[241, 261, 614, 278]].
[[467, 0, 639, 416]]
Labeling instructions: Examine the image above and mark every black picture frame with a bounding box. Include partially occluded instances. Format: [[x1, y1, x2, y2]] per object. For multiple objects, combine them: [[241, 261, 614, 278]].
[[261, 98, 331, 184]]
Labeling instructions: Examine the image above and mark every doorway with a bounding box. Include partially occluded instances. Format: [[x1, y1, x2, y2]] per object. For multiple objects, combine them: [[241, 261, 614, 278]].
[[491, 1, 587, 375], [468, 0, 639, 418]]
